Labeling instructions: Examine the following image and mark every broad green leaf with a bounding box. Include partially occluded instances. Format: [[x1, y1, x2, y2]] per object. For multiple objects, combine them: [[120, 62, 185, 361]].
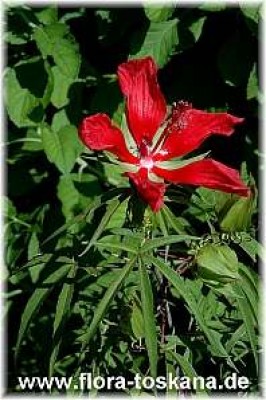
[[33, 23, 68, 56], [79, 256, 136, 354], [234, 284, 258, 373], [42, 125, 81, 174], [141, 235, 198, 253], [57, 175, 80, 221], [131, 19, 178, 68], [220, 196, 255, 232], [51, 65, 73, 108], [51, 109, 70, 132], [15, 264, 71, 359], [53, 38, 80, 80], [33, 23, 80, 79], [196, 245, 239, 284], [144, 6, 174, 22], [4, 57, 53, 127], [139, 259, 158, 378], [151, 256, 233, 359], [247, 63, 259, 100], [49, 264, 76, 377], [34, 6, 58, 25], [4, 67, 40, 127]]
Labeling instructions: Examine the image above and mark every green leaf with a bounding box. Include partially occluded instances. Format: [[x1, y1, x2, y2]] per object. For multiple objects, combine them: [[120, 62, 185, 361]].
[[220, 195, 255, 232], [131, 19, 178, 68], [151, 256, 233, 359], [42, 188, 125, 245], [51, 109, 70, 132], [4, 67, 40, 127], [240, 5, 260, 34], [234, 284, 258, 373], [79, 196, 124, 257], [33, 23, 80, 79], [57, 175, 80, 221], [144, 6, 174, 22], [247, 63, 259, 100], [96, 239, 138, 255], [42, 124, 82, 174], [53, 38, 80, 80], [79, 256, 136, 353], [139, 259, 158, 379], [15, 264, 71, 360], [167, 350, 208, 394], [238, 235, 264, 262], [130, 299, 145, 339], [196, 245, 239, 284], [141, 234, 198, 253], [199, 4, 226, 11], [49, 264, 76, 377], [51, 65, 73, 108], [238, 263, 258, 324], [33, 23, 68, 56], [34, 6, 58, 25]]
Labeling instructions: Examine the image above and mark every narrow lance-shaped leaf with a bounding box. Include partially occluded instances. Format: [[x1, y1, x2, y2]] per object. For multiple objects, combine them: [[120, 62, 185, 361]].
[[79, 256, 137, 356], [79, 195, 126, 257], [234, 284, 258, 374], [49, 263, 76, 377], [15, 264, 71, 360], [139, 258, 158, 378], [150, 256, 235, 361], [141, 234, 198, 253], [42, 188, 125, 245]]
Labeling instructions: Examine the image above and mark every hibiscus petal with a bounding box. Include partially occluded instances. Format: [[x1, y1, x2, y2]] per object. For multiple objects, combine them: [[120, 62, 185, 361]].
[[159, 104, 244, 160], [154, 159, 250, 196], [118, 57, 167, 146], [127, 168, 166, 212], [79, 113, 137, 164]]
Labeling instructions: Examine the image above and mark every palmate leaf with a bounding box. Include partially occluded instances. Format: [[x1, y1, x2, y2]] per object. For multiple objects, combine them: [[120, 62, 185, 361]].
[[15, 264, 71, 360], [150, 256, 235, 361], [131, 19, 178, 68], [78, 255, 137, 355], [139, 259, 158, 379]]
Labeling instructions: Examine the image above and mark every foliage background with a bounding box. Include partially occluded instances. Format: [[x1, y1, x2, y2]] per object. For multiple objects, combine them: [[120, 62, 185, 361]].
[[4, 2, 261, 395]]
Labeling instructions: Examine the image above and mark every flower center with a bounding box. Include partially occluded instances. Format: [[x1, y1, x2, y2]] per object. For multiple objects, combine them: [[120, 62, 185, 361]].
[[140, 157, 154, 170]]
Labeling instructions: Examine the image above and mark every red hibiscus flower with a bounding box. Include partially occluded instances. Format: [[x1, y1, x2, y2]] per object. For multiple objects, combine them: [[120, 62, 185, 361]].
[[79, 57, 249, 212]]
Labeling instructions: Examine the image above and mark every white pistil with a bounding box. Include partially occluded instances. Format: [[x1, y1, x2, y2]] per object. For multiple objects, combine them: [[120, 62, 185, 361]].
[[140, 157, 154, 170]]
